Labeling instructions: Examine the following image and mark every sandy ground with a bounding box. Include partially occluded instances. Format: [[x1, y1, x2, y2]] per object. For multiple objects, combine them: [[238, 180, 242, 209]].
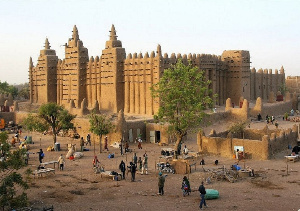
[[17, 117, 300, 211]]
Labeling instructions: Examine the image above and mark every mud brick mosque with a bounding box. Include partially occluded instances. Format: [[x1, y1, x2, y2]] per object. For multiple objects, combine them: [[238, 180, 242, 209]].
[[29, 25, 286, 115]]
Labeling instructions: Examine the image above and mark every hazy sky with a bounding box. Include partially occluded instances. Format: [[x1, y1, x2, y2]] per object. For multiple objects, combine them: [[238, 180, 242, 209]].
[[1, 0, 299, 84]]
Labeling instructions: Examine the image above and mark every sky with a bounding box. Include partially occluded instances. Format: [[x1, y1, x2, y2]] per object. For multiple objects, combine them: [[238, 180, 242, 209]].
[[0, 0, 299, 85]]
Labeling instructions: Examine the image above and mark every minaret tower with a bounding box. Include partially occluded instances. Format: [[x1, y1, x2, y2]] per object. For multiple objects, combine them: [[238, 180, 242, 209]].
[[30, 38, 58, 104], [58, 25, 89, 107], [29, 57, 34, 103], [99, 24, 126, 112]]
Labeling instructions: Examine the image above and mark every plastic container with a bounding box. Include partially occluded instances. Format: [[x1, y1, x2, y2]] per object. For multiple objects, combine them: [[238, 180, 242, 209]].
[[54, 143, 60, 151], [205, 189, 219, 200]]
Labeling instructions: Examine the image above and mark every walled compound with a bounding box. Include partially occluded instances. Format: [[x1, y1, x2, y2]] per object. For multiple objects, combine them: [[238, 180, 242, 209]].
[[197, 124, 298, 160]]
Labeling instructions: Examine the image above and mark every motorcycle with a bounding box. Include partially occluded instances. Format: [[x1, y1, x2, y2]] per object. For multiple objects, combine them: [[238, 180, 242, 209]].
[[182, 185, 190, 197]]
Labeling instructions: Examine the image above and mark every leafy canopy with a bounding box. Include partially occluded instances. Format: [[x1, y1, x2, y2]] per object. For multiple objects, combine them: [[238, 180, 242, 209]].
[[151, 59, 214, 145], [228, 121, 248, 138], [22, 103, 76, 144], [0, 81, 18, 98], [89, 113, 114, 137], [0, 132, 29, 210], [22, 113, 48, 133], [89, 113, 115, 153]]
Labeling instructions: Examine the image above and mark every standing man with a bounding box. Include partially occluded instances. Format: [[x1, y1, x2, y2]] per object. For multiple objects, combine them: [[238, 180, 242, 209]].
[[119, 160, 126, 179], [177, 142, 182, 155], [183, 145, 189, 155], [158, 172, 165, 195], [130, 162, 136, 182], [86, 133, 91, 146], [80, 137, 84, 152], [133, 153, 137, 166], [58, 154, 65, 171], [119, 138, 124, 155], [125, 141, 129, 153], [104, 136, 109, 151], [143, 152, 148, 175], [198, 181, 207, 210]]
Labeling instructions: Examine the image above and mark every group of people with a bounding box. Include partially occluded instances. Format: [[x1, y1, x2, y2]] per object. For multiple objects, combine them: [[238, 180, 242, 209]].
[[157, 173, 207, 209], [14, 130, 209, 210], [177, 143, 189, 156], [119, 139, 130, 155], [80, 134, 93, 152], [265, 114, 275, 124], [118, 151, 149, 181]]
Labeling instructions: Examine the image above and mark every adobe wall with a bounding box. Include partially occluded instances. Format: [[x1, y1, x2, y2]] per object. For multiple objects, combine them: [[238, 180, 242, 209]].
[[15, 110, 149, 148], [0, 112, 15, 123], [225, 98, 249, 121], [222, 50, 251, 105], [286, 76, 300, 95], [126, 120, 148, 143], [123, 46, 162, 116], [146, 123, 169, 144], [224, 96, 293, 120], [162, 53, 227, 105], [198, 125, 298, 160], [250, 67, 285, 101], [250, 100, 293, 118], [0, 94, 14, 107], [145, 111, 230, 144]]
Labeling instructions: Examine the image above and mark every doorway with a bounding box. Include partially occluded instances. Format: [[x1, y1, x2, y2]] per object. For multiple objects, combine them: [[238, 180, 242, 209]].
[[128, 129, 133, 142], [155, 131, 161, 143]]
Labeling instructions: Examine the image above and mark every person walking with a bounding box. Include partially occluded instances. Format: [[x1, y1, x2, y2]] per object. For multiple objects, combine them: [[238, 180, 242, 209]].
[[37, 149, 44, 163], [86, 133, 91, 146], [198, 181, 207, 210], [141, 151, 148, 175], [138, 157, 142, 172], [158, 172, 165, 195], [119, 160, 126, 179], [58, 154, 65, 171], [138, 138, 142, 149]]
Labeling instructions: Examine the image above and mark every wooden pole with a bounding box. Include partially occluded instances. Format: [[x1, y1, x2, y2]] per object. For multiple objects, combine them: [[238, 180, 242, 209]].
[[93, 136, 95, 156]]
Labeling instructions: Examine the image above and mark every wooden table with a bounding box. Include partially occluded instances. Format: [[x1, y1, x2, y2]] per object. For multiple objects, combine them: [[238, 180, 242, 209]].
[[41, 161, 59, 169], [285, 155, 299, 162], [33, 168, 55, 178]]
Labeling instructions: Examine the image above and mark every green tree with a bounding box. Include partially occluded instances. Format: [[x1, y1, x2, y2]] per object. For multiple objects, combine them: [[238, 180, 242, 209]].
[[0, 132, 29, 210], [22, 113, 48, 133], [17, 83, 30, 99], [22, 103, 76, 145], [89, 113, 115, 154], [0, 81, 18, 98], [279, 83, 288, 95], [228, 121, 248, 138], [151, 59, 215, 151]]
